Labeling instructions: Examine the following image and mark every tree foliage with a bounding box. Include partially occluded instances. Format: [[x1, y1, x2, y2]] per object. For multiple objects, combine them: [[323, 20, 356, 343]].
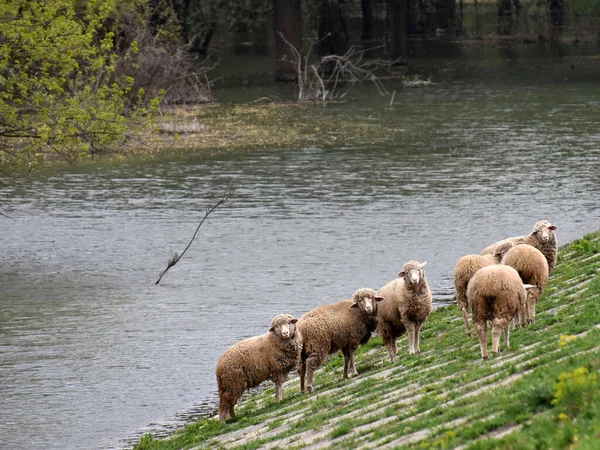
[[0, 0, 177, 170]]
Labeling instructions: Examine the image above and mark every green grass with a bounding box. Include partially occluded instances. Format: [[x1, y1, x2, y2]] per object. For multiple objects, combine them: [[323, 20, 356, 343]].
[[134, 230, 600, 450]]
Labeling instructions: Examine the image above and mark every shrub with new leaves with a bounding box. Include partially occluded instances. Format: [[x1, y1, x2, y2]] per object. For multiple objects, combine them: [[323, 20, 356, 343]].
[[0, 0, 160, 168]]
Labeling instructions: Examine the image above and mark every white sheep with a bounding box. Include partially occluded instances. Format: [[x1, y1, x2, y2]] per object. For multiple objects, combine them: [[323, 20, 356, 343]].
[[215, 313, 301, 422], [297, 288, 384, 394], [481, 220, 558, 273], [501, 243, 549, 324], [377, 260, 432, 360], [467, 265, 531, 359]]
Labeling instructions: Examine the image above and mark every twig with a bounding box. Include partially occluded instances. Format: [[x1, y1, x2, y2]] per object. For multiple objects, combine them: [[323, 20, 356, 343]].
[[155, 183, 234, 285], [389, 90, 396, 108]]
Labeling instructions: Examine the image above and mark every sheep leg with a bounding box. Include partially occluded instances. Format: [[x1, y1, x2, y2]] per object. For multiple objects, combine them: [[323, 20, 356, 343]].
[[274, 375, 286, 401], [405, 322, 416, 355], [415, 322, 423, 354], [298, 359, 306, 393], [491, 325, 502, 354], [342, 348, 350, 378], [385, 338, 397, 363], [461, 308, 472, 337], [475, 321, 488, 359], [348, 349, 358, 377], [503, 323, 510, 350], [304, 355, 321, 394], [218, 394, 234, 422]]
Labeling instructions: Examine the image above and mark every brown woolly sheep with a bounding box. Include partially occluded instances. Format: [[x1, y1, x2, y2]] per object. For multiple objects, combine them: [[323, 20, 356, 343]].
[[467, 265, 530, 359], [395, 260, 432, 355], [501, 243, 549, 324], [481, 220, 558, 273], [297, 288, 384, 394], [376, 260, 432, 361], [215, 313, 301, 422], [454, 243, 514, 336]]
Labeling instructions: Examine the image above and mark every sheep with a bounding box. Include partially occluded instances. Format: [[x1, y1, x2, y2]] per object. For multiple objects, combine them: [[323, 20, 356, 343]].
[[215, 313, 301, 422], [481, 220, 558, 273], [376, 260, 432, 361], [297, 288, 384, 394], [467, 265, 531, 359], [454, 242, 514, 336], [501, 243, 549, 324]]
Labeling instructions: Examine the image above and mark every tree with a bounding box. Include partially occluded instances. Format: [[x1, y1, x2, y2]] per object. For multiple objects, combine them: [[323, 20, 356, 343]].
[[389, 0, 408, 61], [0, 0, 159, 169], [273, 0, 303, 81]]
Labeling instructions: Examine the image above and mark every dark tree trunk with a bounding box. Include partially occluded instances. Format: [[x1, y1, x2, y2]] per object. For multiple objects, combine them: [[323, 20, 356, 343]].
[[318, 0, 349, 56], [497, 0, 513, 35], [436, 0, 456, 30], [389, 0, 408, 61], [549, 0, 564, 41], [273, 0, 302, 81], [361, 0, 375, 44], [197, 23, 217, 55]]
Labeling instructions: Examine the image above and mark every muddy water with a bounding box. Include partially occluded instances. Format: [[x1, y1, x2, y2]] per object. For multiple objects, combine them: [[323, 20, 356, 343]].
[[1, 54, 600, 449]]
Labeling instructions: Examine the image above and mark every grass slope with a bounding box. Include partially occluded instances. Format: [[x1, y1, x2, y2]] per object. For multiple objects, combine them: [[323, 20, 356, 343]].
[[135, 231, 600, 450]]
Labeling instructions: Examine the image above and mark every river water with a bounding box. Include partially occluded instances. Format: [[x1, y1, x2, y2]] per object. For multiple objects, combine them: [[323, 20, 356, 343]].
[[1, 51, 600, 449]]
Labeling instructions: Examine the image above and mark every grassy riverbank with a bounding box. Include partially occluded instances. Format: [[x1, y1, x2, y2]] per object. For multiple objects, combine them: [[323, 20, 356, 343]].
[[135, 230, 600, 450]]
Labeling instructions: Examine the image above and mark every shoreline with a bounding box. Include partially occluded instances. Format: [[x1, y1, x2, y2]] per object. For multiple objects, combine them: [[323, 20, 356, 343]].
[[133, 230, 600, 449]]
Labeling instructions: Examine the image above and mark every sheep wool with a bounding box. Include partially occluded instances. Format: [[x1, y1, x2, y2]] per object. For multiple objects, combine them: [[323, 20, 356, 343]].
[[467, 265, 528, 359], [501, 243, 549, 324], [481, 220, 558, 274], [395, 260, 433, 356], [216, 313, 301, 422], [453, 242, 513, 336], [297, 288, 384, 394]]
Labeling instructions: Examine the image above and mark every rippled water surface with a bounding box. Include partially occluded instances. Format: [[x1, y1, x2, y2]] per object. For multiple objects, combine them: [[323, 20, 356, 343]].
[[1, 55, 600, 449]]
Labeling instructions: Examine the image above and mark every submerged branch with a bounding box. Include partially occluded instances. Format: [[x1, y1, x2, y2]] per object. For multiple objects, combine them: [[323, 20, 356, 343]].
[[155, 183, 234, 285]]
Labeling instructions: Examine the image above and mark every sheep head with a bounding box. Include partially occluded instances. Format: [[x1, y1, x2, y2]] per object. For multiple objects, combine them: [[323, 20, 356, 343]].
[[494, 242, 514, 262], [350, 288, 384, 315], [531, 220, 558, 243], [398, 260, 427, 286], [269, 314, 298, 340]]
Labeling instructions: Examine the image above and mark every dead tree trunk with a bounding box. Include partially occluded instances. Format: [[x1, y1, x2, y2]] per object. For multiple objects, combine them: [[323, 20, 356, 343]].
[[389, 0, 408, 62], [273, 0, 303, 81]]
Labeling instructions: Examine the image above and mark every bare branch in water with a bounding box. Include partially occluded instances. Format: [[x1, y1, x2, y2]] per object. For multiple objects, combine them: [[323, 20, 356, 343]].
[[155, 184, 234, 285]]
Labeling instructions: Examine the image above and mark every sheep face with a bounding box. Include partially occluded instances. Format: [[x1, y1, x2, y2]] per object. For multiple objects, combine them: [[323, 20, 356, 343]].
[[350, 288, 384, 315], [494, 242, 514, 262], [398, 261, 427, 286], [532, 220, 557, 243], [269, 314, 298, 340]]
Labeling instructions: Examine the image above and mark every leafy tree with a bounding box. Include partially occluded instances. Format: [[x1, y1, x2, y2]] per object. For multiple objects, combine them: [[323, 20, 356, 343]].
[[0, 0, 160, 170]]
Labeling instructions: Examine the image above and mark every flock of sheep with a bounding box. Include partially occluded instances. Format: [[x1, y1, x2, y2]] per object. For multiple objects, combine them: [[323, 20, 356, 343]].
[[215, 220, 558, 422]]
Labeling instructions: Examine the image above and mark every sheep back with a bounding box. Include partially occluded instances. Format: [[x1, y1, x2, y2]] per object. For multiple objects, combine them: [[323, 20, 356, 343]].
[[454, 254, 497, 311], [467, 265, 526, 328], [298, 298, 377, 359]]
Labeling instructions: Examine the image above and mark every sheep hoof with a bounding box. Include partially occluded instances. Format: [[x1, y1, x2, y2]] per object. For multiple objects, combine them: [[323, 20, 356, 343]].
[[482, 355, 488, 360], [306, 386, 313, 394]]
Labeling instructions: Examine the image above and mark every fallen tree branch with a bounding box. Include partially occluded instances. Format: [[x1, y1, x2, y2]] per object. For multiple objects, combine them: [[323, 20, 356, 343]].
[[155, 184, 233, 285]]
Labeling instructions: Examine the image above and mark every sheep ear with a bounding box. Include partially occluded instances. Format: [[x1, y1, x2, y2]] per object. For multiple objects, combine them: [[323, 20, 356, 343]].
[[290, 319, 298, 324], [398, 271, 405, 277], [418, 261, 427, 268], [375, 296, 385, 302], [269, 326, 275, 332], [349, 302, 359, 309], [549, 225, 557, 230]]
